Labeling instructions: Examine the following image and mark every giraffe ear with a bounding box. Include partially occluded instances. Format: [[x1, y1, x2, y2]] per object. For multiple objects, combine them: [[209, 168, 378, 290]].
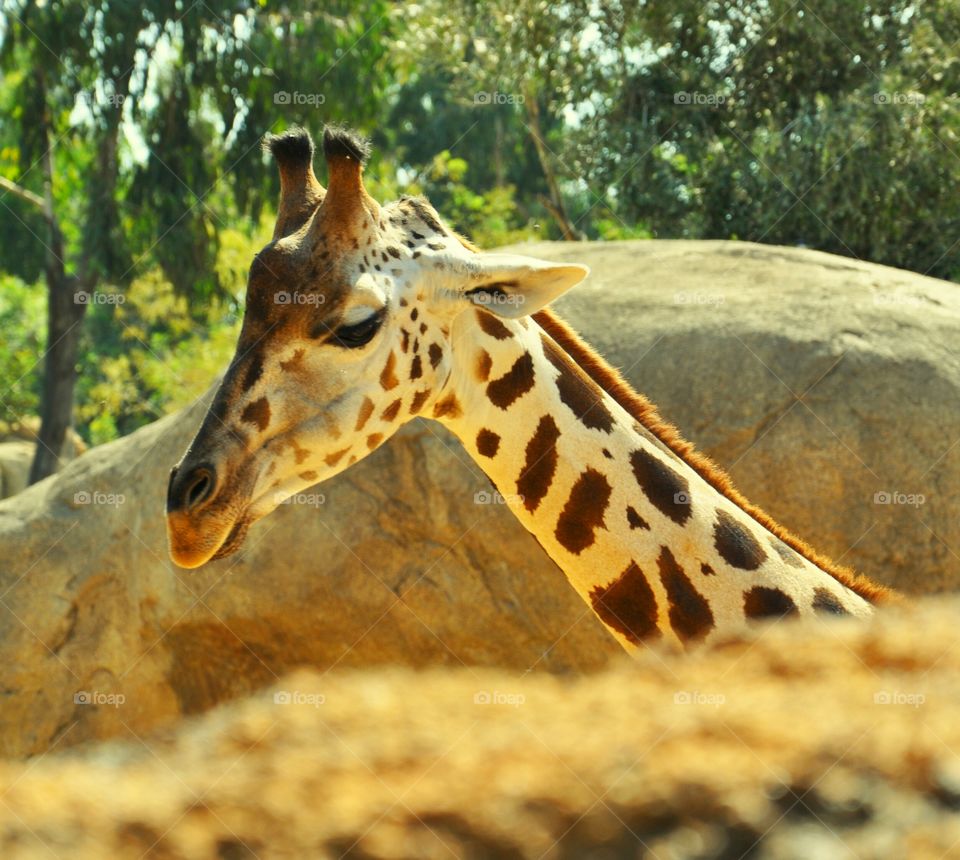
[[458, 253, 589, 319]]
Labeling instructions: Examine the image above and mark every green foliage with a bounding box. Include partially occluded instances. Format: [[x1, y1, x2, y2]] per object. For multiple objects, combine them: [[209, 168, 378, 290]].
[[412, 151, 541, 247], [0, 273, 44, 424], [75, 227, 257, 444], [558, 0, 960, 276]]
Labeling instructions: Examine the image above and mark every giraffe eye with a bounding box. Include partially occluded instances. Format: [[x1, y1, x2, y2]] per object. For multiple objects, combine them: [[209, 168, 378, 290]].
[[331, 310, 384, 348]]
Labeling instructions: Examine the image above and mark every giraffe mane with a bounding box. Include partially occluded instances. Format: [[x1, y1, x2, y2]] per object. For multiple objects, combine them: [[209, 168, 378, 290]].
[[532, 307, 897, 606]]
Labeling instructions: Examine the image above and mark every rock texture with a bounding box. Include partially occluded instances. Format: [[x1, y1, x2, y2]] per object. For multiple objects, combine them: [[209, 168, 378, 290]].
[[0, 420, 87, 500], [0, 598, 958, 859], [0, 239, 957, 758], [0, 441, 34, 500]]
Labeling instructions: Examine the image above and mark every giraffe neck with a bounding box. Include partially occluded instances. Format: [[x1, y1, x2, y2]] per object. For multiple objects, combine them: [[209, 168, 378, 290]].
[[436, 308, 875, 652]]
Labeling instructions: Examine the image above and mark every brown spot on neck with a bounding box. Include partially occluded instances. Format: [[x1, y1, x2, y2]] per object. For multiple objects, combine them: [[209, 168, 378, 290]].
[[323, 448, 350, 466], [657, 545, 714, 645], [486, 352, 535, 410], [475, 349, 492, 382], [517, 415, 561, 513], [630, 448, 691, 526], [381, 398, 402, 422], [714, 509, 768, 571], [241, 397, 271, 432], [290, 439, 311, 465], [555, 468, 611, 555], [744, 586, 798, 619], [432, 393, 461, 420], [410, 354, 423, 380], [428, 342, 443, 370], [410, 389, 432, 415], [812, 587, 850, 616], [367, 433, 384, 450], [355, 397, 375, 432], [475, 308, 513, 340], [770, 537, 804, 568], [476, 428, 501, 458], [590, 561, 661, 644], [626, 506, 650, 530], [542, 335, 615, 433]]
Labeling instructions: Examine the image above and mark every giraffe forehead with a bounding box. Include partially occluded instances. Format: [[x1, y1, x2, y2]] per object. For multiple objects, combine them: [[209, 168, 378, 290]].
[[243, 241, 351, 334]]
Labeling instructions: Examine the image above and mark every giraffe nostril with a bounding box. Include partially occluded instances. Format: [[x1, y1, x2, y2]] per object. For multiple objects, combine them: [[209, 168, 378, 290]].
[[186, 470, 214, 509]]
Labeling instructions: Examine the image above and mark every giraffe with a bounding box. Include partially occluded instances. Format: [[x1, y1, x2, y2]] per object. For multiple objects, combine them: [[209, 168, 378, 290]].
[[166, 125, 894, 653]]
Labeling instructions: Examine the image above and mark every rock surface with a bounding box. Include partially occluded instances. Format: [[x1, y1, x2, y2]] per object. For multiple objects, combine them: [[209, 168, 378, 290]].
[[0, 441, 34, 500], [0, 421, 86, 500], [0, 598, 957, 859], [0, 239, 957, 757]]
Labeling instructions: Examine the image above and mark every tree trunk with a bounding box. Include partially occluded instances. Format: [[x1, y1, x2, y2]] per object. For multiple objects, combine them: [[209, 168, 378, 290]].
[[522, 83, 582, 241], [493, 113, 506, 187], [28, 86, 88, 484], [30, 266, 86, 483]]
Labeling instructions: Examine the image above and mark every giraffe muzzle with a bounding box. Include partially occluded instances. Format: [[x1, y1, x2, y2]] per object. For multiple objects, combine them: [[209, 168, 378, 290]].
[[165, 454, 259, 569]]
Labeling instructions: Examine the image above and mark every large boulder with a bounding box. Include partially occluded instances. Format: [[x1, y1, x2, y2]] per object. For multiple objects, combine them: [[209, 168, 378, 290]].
[[0, 441, 33, 500], [0, 598, 957, 858], [0, 420, 87, 500], [0, 239, 956, 757]]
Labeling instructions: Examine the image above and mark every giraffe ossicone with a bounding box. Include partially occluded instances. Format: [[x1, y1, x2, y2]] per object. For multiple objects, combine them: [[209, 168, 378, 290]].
[[166, 124, 894, 653]]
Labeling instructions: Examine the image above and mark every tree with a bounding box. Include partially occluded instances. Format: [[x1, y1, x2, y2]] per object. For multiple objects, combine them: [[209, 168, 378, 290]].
[[398, 0, 592, 239]]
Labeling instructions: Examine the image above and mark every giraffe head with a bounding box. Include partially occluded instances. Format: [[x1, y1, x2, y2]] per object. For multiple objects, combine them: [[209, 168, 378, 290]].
[[166, 126, 587, 568]]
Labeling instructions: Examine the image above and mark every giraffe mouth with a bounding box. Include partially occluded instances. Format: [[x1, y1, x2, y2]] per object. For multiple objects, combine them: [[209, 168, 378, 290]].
[[201, 477, 299, 563], [167, 470, 263, 569], [208, 513, 253, 561]]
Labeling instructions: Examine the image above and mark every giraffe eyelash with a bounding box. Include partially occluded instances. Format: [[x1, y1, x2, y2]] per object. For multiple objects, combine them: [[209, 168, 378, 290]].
[[329, 308, 386, 349]]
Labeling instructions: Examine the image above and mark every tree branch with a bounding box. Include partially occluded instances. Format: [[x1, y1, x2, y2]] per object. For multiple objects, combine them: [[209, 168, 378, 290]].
[[0, 175, 50, 216]]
